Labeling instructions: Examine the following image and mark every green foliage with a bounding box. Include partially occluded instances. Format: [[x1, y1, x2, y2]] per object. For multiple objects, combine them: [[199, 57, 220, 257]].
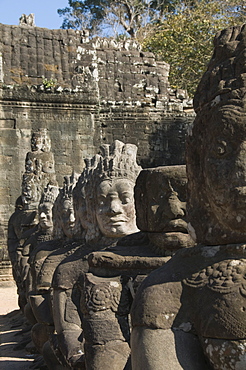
[[58, 0, 107, 33], [42, 78, 57, 89], [57, 0, 178, 37], [140, 0, 246, 96]]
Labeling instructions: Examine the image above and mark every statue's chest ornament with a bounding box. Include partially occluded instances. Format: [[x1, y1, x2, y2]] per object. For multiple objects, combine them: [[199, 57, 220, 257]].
[[184, 259, 246, 295], [81, 273, 131, 315], [85, 281, 122, 312]]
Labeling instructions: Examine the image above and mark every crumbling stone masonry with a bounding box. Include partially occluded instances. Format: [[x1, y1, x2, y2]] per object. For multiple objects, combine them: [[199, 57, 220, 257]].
[[0, 22, 194, 248]]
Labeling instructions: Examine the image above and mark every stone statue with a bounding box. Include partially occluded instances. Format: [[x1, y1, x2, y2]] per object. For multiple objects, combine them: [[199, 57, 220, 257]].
[[7, 196, 37, 310], [29, 173, 82, 354], [24, 185, 59, 260], [8, 129, 56, 310], [49, 150, 193, 369], [50, 140, 143, 369], [19, 13, 35, 27], [21, 184, 59, 324], [21, 129, 57, 210], [36, 172, 81, 292], [80, 165, 194, 370], [131, 24, 246, 370]]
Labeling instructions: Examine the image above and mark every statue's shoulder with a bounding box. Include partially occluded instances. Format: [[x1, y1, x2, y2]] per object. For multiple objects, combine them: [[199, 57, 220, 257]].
[[52, 245, 90, 289], [131, 246, 202, 329]]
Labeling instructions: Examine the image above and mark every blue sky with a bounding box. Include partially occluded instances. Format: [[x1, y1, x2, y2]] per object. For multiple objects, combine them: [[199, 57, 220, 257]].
[[0, 0, 70, 29]]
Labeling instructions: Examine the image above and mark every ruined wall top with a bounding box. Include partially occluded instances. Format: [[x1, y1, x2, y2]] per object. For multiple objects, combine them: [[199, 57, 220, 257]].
[[0, 23, 191, 109]]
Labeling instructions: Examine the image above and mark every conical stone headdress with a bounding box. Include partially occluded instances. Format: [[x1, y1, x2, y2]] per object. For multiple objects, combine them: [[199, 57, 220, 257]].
[[52, 172, 80, 239], [39, 184, 59, 205], [194, 24, 246, 113], [187, 24, 246, 245]]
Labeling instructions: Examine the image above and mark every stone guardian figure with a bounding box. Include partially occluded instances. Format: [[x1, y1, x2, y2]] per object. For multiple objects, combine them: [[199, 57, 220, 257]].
[[50, 140, 141, 369], [22, 129, 57, 210], [131, 24, 246, 370], [81, 164, 194, 370]]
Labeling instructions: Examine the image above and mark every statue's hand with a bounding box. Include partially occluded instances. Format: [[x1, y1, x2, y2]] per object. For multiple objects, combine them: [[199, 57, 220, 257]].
[[69, 353, 85, 369], [57, 330, 84, 367]]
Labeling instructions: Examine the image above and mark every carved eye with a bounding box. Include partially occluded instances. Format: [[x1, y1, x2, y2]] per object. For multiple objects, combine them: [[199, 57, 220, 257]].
[[122, 197, 131, 204], [121, 192, 132, 204], [216, 141, 227, 156]]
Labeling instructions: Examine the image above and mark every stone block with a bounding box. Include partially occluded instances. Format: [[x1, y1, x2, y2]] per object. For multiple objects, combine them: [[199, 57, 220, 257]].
[[0, 119, 15, 129], [0, 155, 12, 165], [0, 187, 10, 197]]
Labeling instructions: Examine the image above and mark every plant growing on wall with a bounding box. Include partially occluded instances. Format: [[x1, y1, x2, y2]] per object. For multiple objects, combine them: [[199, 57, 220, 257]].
[[42, 78, 58, 90]]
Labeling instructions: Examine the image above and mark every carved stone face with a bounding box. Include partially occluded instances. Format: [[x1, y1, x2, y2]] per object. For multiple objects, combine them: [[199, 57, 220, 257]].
[[135, 166, 194, 251], [60, 199, 76, 238], [95, 178, 138, 238], [203, 108, 246, 232], [135, 166, 188, 233], [31, 133, 43, 152], [38, 202, 53, 230], [147, 176, 186, 233]]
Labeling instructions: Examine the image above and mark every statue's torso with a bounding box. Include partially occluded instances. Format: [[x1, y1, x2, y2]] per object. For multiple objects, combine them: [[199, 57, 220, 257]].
[[132, 244, 246, 369]]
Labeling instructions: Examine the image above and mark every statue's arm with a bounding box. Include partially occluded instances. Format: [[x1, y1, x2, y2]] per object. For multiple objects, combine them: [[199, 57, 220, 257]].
[[130, 276, 211, 370], [131, 327, 211, 370], [52, 287, 84, 367]]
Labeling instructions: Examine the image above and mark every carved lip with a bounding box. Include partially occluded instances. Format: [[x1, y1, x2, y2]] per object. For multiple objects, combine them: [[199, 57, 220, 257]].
[[39, 221, 52, 229], [40, 220, 51, 226], [162, 219, 188, 233], [107, 217, 129, 225]]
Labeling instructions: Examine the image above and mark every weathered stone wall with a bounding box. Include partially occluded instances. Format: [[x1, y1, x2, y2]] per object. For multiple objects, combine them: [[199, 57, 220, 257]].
[[0, 23, 195, 248]]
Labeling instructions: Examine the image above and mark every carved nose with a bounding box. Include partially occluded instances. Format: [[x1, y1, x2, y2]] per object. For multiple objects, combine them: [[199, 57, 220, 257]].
[[39, 212, 46, 220], [108, 200, 122, 214], [170, 204, 185, 218], [168, 195, 186, 219], [69, 213, 75, 223]]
